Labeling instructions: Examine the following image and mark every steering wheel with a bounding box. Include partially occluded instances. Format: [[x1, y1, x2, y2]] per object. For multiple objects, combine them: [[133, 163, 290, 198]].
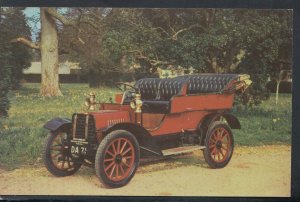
[[115, 82, 138, 93]]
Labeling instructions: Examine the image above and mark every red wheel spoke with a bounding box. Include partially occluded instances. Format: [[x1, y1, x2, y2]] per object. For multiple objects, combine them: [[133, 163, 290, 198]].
[[120, 141, 127, 153], [211, 147, 216, 155], [106, 149, 115, 157], [122, 161, 130, 168], [111, 142, 117, 154], [209, 144, 215, 149], [217, 151, 221, 161], [221, 132, 228, 141], [217, 128, 221, 137], [122, 147, 131, 156], [104, 157, 114, 162], [219, 148, 225, 158], [212, 152, 216, 160], [117, 139, 121, 153], [221, 147, 227, 156], [215, 129, 220, 140], [210, 138, 217, 144], [116, 164, 119, 178], [219, 130, 224, 140], [109, 164, 116, 177], [105, 161, 115, 172], [222, 144, 228, 149], [212, 132, 218, 141], [119, 164, 125, 175], [219, 129, 225, 139]]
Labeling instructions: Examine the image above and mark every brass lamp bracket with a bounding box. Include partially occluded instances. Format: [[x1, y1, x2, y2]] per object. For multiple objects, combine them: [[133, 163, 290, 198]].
[[85, 92, 97, 111], [130, 93, 143, 113]]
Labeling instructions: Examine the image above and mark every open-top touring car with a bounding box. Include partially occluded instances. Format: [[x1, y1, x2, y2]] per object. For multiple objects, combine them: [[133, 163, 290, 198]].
[[43, 74, 252, 188]]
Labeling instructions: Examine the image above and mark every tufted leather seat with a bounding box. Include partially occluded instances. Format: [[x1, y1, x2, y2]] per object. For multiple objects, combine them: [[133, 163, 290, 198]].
[[134, 74, 240, 113], [134, 78, 161, 100], [185, 74, 239, 94], [157, 76, 189, 101]]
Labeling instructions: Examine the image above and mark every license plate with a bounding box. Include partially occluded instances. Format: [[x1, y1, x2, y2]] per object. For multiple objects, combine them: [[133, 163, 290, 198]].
[[71, 145, 87, 155]]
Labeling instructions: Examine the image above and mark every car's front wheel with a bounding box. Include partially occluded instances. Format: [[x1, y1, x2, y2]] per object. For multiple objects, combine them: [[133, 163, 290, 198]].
[[43, 130, 82, 177], [95, 130, 140, 188]]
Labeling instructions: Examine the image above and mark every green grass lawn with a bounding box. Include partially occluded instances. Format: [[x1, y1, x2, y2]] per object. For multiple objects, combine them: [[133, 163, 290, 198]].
[[0, 83, 292, 169]]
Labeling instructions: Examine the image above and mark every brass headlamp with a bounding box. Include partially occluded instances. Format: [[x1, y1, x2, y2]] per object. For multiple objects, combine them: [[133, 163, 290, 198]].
[[85, 92, 97, 111]]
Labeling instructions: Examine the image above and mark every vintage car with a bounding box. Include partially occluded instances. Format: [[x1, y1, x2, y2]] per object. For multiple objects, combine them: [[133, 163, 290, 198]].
[[43, 74, 252, 188]]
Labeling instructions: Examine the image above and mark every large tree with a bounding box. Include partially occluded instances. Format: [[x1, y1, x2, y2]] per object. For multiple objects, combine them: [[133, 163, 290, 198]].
[[100, 8, 292, 104], [12, 7, 102, 96], [0, 26, 12, 117], [0, 7, 32, 116], [4, 8, 32, 89]]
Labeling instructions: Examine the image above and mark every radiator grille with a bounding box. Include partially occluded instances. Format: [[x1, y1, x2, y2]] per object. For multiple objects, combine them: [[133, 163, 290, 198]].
[[72, 113, 96, 143]]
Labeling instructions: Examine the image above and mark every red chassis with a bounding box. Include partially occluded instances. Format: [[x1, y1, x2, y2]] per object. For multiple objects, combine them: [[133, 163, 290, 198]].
[[43, 74, 252, 188]]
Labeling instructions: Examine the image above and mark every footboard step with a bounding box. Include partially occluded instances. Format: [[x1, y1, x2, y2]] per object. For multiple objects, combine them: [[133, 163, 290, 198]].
[[162, 145, 205, 156]]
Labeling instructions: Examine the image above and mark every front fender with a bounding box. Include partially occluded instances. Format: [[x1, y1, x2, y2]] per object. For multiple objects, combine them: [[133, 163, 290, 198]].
[[103, 123, 162, 156], [43, 118, 72, 132]]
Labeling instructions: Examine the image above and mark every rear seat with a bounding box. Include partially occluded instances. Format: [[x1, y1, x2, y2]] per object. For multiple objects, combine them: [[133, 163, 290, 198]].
[[134, 74, 239, 113], [186, 74, 238, 94]]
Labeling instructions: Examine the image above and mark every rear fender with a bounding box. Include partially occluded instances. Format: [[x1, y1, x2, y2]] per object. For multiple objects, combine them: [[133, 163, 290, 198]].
[[222, 113, 241, 129], [43, 118, 72, 132], [198, 112, 241, 144], [103, 123, 161, 156]]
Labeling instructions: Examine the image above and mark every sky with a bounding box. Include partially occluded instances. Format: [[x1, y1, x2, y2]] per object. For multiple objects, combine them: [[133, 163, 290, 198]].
[[23, 7, 40, 41], [23, 7, 70, 41]]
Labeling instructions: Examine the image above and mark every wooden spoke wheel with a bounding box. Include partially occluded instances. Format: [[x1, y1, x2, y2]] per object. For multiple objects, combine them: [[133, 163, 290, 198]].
[[203, 121, 234, 168], [43, 130, 82, 177], [95, 130, 140, 188]]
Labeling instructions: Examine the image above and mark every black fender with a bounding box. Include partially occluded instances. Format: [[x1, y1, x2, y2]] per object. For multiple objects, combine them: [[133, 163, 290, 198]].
[[198, 112, 241, 145], [43, 118, 72, 132], [222, 113, 241, 129], [199, 112, 241, 130], [103, 123, 162, 156]]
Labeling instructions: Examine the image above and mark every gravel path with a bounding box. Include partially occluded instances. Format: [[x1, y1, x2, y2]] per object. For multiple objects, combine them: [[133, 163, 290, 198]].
[[0, 145, 290, 197]]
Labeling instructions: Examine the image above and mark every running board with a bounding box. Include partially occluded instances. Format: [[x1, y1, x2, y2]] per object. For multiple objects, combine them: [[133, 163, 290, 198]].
[[162, 145, 206, 156]]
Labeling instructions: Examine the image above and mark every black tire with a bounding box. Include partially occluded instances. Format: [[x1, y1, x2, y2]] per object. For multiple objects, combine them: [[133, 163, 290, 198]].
[[203, 121, 234, 169], [95, 130, 140, 188], [43, 130, 82, 177]]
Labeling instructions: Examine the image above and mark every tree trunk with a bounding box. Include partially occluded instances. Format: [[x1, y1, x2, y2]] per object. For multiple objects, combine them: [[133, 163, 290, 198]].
[[40, 8, 62, 96], [275, 79, 280, 105]]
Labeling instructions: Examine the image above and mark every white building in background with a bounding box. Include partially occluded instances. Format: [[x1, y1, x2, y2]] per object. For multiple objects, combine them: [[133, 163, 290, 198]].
[[23, 61, 80, 74], [23, 61, 81, 83]]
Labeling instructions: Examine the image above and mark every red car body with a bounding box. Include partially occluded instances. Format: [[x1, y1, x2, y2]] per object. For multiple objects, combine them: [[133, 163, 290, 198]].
[[43, 74, 251, 188]]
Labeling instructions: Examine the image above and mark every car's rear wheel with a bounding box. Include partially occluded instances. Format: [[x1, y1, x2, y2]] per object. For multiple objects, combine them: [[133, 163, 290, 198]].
[[43, 130, 82, 177], [95, 130, 140, 188], [203, 121, 234, 168]]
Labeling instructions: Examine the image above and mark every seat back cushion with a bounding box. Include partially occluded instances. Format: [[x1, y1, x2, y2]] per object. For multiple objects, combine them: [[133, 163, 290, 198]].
[[158, 77, 189, 101], [186, 74, 239, 94], [134, 78, 161, 100], [134, 74, 239, 101]]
